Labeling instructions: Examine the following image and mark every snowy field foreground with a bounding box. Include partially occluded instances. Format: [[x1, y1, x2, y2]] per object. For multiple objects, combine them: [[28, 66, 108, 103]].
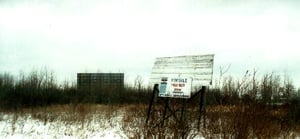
[[1, 104, 299, 139], [0, 104, 202, 139], [0, 105, 129, 139], [0, 113, 126, 139]]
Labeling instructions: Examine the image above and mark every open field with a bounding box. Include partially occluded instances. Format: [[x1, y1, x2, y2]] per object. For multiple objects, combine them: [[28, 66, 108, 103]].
[[1, 70, 300, 138], [1, 104, 299, 139]]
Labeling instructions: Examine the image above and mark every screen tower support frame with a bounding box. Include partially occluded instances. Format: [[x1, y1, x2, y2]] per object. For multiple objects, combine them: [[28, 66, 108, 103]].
[[145, 84, 207, 132]]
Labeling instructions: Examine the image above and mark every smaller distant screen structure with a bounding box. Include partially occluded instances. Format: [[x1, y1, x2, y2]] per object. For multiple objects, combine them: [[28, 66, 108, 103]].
[[77, 73, 124, 93]]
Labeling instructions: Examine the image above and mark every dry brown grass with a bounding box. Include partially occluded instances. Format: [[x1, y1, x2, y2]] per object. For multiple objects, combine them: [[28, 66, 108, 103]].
[[1, 104, 299, 138], [204, 104, 300, 139]]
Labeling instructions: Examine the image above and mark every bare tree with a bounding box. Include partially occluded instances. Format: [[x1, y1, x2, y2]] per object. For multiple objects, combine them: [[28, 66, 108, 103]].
[[283, 73, 294, 99], [217, 64, 231, 89], [134, 75, 144, 93]]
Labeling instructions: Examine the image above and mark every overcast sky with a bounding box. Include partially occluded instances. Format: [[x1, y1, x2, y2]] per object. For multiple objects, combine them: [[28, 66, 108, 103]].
[[0, 0, 300, 87]]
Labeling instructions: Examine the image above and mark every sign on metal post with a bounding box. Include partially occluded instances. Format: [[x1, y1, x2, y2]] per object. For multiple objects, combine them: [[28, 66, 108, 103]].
[[150, 54, 214, 96]]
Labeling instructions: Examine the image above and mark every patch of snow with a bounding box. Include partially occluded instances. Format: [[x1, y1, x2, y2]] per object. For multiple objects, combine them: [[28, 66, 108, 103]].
[[0, 113, 127, 139]]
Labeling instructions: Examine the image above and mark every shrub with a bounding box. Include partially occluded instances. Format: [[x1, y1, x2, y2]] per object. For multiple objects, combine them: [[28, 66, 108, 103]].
[[287, 97, 300, 124]]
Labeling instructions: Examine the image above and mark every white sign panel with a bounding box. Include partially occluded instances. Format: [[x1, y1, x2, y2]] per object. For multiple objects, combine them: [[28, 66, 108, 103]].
[[150, 54, 214, 92], [159, 77, 192, 98]]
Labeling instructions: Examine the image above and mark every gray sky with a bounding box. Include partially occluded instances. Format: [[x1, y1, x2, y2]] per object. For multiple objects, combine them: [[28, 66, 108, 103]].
[[0, 0, 300, 87]]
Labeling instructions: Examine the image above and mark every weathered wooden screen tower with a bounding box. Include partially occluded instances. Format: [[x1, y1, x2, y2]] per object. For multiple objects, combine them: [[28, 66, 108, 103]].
[[146, 54, 214, 135]]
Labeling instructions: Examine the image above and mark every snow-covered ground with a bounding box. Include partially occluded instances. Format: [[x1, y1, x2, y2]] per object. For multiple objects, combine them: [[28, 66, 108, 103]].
[[1, 105, 299, 139], [0, 112, 126, 139]]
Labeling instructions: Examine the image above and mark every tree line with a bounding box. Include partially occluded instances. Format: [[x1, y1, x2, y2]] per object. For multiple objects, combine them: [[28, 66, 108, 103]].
[[0, 69, 152, 110], [0, 69, 299, 111]]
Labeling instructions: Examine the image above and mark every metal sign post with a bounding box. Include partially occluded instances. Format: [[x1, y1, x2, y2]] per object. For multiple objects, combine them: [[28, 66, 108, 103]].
[[146, 84, 159, 125]]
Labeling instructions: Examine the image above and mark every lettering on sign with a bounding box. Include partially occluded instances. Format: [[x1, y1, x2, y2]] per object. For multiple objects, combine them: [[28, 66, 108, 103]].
[[159, 77, 192, 98]]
